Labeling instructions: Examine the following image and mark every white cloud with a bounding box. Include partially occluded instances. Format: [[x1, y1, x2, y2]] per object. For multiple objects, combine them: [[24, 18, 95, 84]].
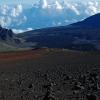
[[85, 1, 100, 15], [27, 28, 33, 31], [55, 1, 63, 10], [12, 27, 33, 34], [0, 16, 11, 27], [12, 29, 25, 33], [0, 5, 9, 15], [64, 2, 80, 15], [0, 17, 6, 27], [70, 5, 80, 15], [11, 4, 23, 17], [42, 0, 48, 9], [88, 6, 97, 15], [0, 4, 26, 28]]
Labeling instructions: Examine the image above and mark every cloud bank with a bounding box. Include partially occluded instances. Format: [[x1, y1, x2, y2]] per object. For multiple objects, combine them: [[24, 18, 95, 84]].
[[0, 0, 100, 33]]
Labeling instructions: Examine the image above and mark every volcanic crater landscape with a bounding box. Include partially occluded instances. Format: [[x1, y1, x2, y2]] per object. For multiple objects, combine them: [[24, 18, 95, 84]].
[[0, 13, 100, 100]]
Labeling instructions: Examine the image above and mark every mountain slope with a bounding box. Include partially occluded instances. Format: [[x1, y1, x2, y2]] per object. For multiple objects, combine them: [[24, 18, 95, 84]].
[[0, 42, 20, 52], [0, 26, 33, 52], [0, 27, 18, 52], [17, 13, 100, 51]]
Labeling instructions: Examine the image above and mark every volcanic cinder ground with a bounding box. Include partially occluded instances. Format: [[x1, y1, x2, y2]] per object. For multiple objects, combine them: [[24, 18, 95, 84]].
[[0, 49, 100, 100]]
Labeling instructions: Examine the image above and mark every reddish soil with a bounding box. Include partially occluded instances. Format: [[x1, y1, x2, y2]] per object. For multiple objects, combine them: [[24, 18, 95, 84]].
[[0, 48, 63, 62], [0, 49, 43, 62]]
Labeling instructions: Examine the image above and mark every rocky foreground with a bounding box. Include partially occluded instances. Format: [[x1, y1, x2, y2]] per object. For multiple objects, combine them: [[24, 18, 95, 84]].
[[0, 49, 100, 100]]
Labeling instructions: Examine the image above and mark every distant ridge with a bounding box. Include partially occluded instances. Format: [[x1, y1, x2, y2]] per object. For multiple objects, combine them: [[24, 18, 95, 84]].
[[0, 13, 100, 51], [17, 13, 100, 51]]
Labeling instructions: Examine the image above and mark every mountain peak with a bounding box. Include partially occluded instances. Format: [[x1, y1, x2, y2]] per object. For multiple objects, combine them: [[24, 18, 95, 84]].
[[0, 26, 13, 40]]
